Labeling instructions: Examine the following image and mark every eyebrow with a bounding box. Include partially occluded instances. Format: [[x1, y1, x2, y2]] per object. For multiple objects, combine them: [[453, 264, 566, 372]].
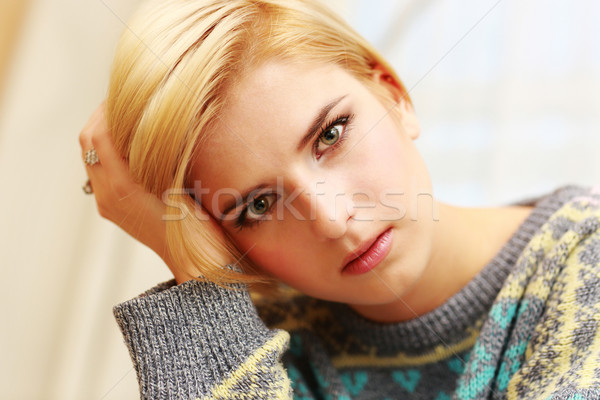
[[296, 95, 348, 152], [219, 94, 348, 222]]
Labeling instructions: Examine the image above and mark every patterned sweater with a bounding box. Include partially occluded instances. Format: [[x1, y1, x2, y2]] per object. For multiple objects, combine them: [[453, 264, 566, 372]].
[[113, 185, 600, 399]]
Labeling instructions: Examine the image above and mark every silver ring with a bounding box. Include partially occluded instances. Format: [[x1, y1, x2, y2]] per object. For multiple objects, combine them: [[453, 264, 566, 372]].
[[83, 148, 99, 166], [82, 179, 93, 194]]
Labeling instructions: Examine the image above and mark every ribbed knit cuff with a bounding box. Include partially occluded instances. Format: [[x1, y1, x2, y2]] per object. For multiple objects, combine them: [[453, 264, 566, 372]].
[[113, 277, 276, 399]]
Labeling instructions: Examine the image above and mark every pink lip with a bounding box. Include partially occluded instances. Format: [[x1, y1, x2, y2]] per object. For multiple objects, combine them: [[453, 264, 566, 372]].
[[342, 228, 393, 275]]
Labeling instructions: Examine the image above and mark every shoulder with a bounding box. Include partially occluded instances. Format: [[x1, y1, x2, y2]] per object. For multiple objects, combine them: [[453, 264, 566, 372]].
[[511, 184, 600, 209], [524, 184, 600, 251], [455, 185, 600, 398], [506, 185, 600, 396], [496, 184, 600, 299], [510, 184, 600, 311]]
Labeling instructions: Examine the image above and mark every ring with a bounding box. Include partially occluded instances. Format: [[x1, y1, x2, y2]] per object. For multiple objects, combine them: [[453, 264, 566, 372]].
[[83, 148, 99, 166], [82, 179, 93, 194]]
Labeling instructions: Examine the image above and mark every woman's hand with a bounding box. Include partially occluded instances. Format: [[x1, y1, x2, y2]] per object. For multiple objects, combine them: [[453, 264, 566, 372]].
[[78, 102, 229, 284]]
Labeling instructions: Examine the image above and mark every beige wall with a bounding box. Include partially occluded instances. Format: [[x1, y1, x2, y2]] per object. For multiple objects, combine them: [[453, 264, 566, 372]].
[[0, 0, 170, 398], [0, 0, 31, 101]]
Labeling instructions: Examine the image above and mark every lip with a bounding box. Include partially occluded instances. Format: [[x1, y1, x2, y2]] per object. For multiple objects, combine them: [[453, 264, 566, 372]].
[[341, 228, 393, 275]]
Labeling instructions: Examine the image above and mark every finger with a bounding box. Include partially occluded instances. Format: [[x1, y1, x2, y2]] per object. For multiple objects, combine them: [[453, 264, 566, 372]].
[[82, 159, 108, 199], [80, 108, 106, 186], [83, 158, 107, 185], [88, 105, 131, 181], [79, 104, 109, 197], [79, 101, 107, 153]]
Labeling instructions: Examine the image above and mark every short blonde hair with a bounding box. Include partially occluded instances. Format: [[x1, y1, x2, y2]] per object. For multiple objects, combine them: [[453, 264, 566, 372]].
[[106, 0, 411, 288]]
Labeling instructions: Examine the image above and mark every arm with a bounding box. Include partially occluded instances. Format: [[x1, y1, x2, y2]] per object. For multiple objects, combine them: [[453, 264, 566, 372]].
[[79, 103, 295, 399], [113, 278, 293, 399]]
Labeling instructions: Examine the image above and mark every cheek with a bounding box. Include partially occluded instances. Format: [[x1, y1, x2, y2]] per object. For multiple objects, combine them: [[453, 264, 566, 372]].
[[353, 121, 411, 191], [248, 244, 289, 276], [227, 230, 302, 279], [348, 119, 425, 220]]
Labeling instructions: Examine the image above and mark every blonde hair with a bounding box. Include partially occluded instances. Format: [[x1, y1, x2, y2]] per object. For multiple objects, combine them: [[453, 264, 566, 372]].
[[106, 0, 411, 289]]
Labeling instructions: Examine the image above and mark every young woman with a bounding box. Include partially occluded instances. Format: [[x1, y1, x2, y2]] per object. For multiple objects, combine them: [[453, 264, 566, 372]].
[[79, 0, 600, 398]]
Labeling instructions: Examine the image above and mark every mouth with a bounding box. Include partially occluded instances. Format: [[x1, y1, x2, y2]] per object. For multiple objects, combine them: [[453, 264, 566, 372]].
[[341, 228, 393, 275]]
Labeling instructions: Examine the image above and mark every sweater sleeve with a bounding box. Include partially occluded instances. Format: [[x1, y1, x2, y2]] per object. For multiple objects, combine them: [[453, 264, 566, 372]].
[[112, 277, 294, 400]]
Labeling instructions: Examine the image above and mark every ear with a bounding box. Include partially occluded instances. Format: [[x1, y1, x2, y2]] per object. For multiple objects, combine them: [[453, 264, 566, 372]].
[[371, 64, 420, 140]]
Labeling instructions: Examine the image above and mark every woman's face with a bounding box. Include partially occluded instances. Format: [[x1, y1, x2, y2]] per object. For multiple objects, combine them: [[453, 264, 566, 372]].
[[191, 60, 436, 305]]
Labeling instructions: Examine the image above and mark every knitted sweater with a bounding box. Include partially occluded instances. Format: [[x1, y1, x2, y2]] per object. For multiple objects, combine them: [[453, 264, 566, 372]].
[[113, 185, 600, 399]]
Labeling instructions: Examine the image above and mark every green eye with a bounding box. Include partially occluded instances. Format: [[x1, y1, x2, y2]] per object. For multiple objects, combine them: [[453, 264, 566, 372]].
[[235, 192, 280, 230], [248, 196, 269, 216], [320, 126, 340, 146]]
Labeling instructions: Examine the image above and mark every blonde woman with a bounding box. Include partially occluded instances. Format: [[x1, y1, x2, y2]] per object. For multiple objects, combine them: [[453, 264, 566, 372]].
[[79, 0, 600, 398]]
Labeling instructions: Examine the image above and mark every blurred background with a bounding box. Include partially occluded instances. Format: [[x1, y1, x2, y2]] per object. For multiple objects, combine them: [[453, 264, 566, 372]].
[[0, 0, 598, 398]]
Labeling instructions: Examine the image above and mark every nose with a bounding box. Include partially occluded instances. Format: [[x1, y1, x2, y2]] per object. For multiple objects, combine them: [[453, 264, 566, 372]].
[[292, 178, 355, 241]]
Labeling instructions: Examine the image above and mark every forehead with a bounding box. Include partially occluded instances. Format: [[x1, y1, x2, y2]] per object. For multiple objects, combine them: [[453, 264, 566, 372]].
[[220, 60, 353, 146], [227, 61, 340, 117], [189, 61, 364, 194]]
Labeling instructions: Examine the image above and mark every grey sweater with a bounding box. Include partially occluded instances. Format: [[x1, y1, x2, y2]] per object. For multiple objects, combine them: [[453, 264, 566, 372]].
[[113, 185, 600, 399]]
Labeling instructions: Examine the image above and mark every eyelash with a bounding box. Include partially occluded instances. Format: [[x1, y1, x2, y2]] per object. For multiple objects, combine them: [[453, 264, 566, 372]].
[[233, 113, 354, 231], [231, 192, 278, 231], [312, 114, 353, 160]]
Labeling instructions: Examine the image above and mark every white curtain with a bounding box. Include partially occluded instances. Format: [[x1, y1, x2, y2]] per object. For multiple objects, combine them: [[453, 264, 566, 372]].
[[347, 0, 600, 205], [1, 0, 598, 398]]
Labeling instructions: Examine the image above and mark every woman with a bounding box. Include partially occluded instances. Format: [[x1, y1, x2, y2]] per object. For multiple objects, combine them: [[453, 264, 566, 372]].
[[79, 0, 600, 398]]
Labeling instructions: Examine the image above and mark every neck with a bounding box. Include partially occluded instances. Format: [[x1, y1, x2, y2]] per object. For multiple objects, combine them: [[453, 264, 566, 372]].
[[349, 200, 532, 323]]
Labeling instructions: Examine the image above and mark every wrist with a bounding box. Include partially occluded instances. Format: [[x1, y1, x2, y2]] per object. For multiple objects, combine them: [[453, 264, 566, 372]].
[[157, 248, 194, 285]]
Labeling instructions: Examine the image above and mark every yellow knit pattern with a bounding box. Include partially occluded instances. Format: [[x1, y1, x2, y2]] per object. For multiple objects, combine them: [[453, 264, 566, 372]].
[[199, 330, 293, 400], [505, 198, 600, 397]]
